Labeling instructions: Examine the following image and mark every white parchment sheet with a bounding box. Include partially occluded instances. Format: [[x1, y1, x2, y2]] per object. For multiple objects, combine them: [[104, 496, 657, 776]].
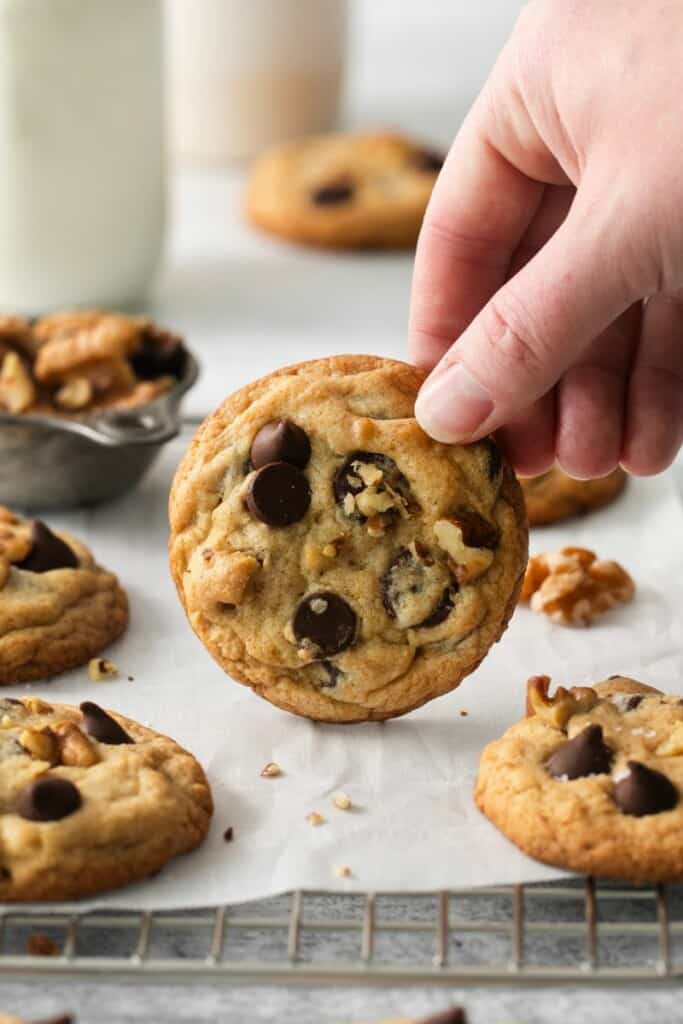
[[7, 434, 682, 909]]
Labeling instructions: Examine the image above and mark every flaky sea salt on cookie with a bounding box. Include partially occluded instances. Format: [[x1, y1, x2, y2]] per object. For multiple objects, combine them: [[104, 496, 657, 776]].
[[169, 355, 527, 723]]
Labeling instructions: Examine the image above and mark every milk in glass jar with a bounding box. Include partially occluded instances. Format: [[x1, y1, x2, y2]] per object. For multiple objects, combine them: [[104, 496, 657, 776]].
[[0, 0, 165, 313]]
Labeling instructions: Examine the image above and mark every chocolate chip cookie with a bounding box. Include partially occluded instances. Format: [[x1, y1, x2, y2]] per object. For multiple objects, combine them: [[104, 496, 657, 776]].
[[0, 696, 212, 900], [0, 508, 128, 683], [169, 355, 527, 723], [246, 132, 443, 249], [521, 466, 626, 526], [476, 675, 683, 881]]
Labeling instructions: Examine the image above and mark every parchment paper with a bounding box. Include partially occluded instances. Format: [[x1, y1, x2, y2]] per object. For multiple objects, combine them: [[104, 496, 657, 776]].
[[7, 434, 682, 909]]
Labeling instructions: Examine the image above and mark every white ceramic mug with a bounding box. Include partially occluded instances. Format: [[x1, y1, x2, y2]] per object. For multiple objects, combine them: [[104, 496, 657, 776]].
[[166, 0, 348, 163], [0, 0, 166, 314]]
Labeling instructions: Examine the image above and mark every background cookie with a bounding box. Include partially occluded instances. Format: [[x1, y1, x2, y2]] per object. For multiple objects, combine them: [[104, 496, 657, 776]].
[[246, 132, 443, 249], [0, 509, 128, 684], [169, 355, 527, 723], [521, 466, 626, 526], [476, 675, 683, 882], [0, 696, 212, 901]]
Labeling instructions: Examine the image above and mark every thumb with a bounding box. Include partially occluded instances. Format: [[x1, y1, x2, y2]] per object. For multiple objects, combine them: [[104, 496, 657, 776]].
[[414, 203, 641, 444]]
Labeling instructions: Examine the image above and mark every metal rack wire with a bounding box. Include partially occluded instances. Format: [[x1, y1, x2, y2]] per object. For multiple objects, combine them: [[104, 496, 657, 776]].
[[1, 879, 682, 983]]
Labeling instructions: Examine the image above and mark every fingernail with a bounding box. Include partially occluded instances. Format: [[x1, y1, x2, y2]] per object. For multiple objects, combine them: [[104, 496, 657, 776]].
[[415, 361, 494, 442]]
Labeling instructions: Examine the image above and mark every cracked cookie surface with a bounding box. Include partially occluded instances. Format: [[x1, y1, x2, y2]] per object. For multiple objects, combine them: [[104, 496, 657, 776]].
[[169, 355, 527, 723], [0, 509, 128, 684], [0, 696, 212, 901], [246, 132, 443, 249], [476, 675, 683, 881], [521, 466, 626, 526]]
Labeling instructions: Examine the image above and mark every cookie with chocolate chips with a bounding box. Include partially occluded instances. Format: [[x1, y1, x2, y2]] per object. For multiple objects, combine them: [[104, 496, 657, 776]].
[[0, 508, 128, 683], [476, 675, 683, 882], [0, 697, 212, 900], [169, 355, 527, 723], [521, 465, 627, 526], [246, 132, 444, 249]]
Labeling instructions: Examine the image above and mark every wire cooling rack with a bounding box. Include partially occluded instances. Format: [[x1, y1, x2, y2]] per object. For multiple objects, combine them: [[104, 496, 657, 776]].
[[1, 879, 682, 984]]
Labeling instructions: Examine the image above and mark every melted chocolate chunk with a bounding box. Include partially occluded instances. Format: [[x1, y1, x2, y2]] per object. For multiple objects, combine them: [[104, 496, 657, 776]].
[[293, 592, 357, 656], [614, 761, 678, 816], [246, 462, 311, 527], [381, 547, 456, 629], [311, 181, 355, 205], [546, 724, 613, 780], [410, 148, 445, 173], [15, 521, 79, 573], [334, 451, 413, 523], [250, 419, 311, 470], [626, 695, 644, 711], [16, 777, 81, 822], [320, 661, 344, 687], [80, 701, 133, 745], [131, 329, 187, 380]]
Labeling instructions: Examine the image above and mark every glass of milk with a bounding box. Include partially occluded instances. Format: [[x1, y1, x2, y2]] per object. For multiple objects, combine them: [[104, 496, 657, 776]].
[[0, 0, 166, 314], [166, 0, 349, 163]]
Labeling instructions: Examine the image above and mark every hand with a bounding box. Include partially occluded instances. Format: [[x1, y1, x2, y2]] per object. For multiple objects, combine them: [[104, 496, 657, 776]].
[[409, 0, 683, 477]]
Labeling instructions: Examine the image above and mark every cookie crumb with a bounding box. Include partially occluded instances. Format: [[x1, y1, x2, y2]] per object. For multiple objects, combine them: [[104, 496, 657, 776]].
[[223, 826, 234, 842], [306, 811, 325, 826], [333, 791, 352, 810], [334, 865, 351, 878], [459, 710, 468, 717], [27, 932, 60, 957], [260, 761, 282, 778], [88, 657, 118, 682]]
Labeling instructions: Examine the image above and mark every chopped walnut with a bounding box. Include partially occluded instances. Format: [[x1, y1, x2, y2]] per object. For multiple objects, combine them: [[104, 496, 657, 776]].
[[55, 376, 93, 410], [306, 811, 326, 826], [433, 517, 494, 583], [24, 697, 52, 715], [88, 657, 118, 682], [53, 721, 100, 767], [0, 351, 36, 413], [334, 865, 351, 878], [521, 547, 634, 626], [260, 761, 282, 777], [20, 727, 57, 764], [333, 791, 352, 810], [526, 675, 599, 729]]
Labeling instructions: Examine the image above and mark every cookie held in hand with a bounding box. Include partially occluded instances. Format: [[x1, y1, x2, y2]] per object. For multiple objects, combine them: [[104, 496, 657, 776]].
[[0, 697, 212, 901], [169, 355, 527, 723], [0, 509, 128, 684], [476, 675, 683, 882]]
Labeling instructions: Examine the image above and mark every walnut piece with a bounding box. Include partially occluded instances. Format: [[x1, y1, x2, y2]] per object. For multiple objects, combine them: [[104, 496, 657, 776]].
[[521, 546, 634, 626], [55, 376, 93, 410], [333, 791, 352, 810], [0, 555, 9, 590], [433, 517, 494, 583], [0, 351, 36, 413], [526, 674, 599, 729], [306, 811, 325, 826], [20, 727, 57, 764], [88, 657, 119, 681], [53, 721, 100, 767], [260, 761, 281, 777]]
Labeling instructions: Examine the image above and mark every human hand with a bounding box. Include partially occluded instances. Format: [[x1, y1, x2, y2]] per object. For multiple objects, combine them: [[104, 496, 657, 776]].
[[409, 0, 683, 477]]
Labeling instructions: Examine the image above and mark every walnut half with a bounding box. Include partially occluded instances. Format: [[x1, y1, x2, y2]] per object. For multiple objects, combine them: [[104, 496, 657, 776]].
[[521, 546, 634, 626], [526, 674, 599, 729]]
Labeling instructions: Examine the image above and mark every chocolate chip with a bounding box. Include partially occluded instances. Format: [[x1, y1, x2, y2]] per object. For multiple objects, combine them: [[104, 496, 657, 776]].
[[614, 761, 678, 816], [320, 661, 344, 687], [546, 724, 613, 779], [131, 328, 187, 379], [80, 701, 133, 745], [311, 181, 355, 205], [16, 777, 81, 822], [250, 419, 311, 470], [381, 547, 456, 629], [480, 438, 502, 481], [410, 148, 444, 173], [334, 451, 413, 522], [293, 592, 357, 656], [450, 508, 500, 550], [15, 521, 78, 573], [246, 462, 311, 527], [626, 695, 643, 711]]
